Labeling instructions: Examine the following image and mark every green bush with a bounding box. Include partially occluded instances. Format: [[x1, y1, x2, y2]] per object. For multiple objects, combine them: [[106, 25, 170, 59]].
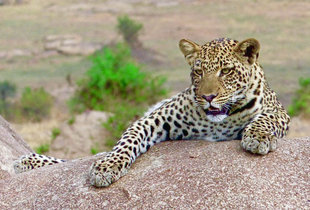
[[69, 43, 167, 147], [0, 80, 16, 119], [70, 43, 166, 113], [19, 87, 53, 122], [90, 147, 99, 155], [51, 127, 61, 140], [0, 80, 16, 102], [67, 116, 76, 125], [117, 15, 143, 45], [35, 144, 50, 154], [288, 77, 310, 117]]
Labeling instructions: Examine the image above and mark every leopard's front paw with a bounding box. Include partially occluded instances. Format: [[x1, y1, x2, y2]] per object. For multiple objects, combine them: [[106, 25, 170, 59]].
[[89, 157, 128, 187], [13, 155, 34, 173], [13, 153, 66, 174], [241, 136, 277, 155]]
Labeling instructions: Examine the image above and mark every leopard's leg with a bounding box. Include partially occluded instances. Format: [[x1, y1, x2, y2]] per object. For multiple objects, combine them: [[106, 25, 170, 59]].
[[89, 116, 167, 187], [13, 153, 66, 173], [241, 110, 290, 155], [88, 97, 192, 188]]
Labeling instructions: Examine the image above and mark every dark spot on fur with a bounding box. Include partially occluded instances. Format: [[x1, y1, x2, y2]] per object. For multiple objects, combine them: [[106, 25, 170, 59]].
[[163, 122, 171, 140], [174, 120, 182, 128], [230, 98, 256, 115], [176, 113, 181, 120], [192, 128, 199, 133], [182, 129, 188, 136]]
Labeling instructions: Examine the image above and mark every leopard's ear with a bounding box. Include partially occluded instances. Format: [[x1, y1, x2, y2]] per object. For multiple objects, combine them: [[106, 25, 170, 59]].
[[179, 39, 201, 66], [234, 38, 260, 65]]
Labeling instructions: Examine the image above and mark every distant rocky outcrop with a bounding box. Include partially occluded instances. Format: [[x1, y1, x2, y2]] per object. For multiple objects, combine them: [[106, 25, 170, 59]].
[[0, 34, 104, 60], [43, 34, 104, 56], [0, 115, 308, 209]]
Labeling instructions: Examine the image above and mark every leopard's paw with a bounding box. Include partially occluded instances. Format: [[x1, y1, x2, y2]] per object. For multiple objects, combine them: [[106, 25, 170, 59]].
[[13, 153, 66, 174], [241, 136, 277, 155], [89, 157, 128, 187]]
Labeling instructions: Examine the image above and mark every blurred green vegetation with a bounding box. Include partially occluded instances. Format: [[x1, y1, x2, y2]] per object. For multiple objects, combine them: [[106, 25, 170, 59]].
[[0, 80, 16, 118], [19, 87, 53, 122], [0, 85, 53, 122], [51, 127, 61, 140], [67, 116, 75, 125], [117, 15, 143, 45], [35, 143, 50, 155], [69, 43, 167, 147], [288, 77, 310, 118], [90, 147, 99, 155]]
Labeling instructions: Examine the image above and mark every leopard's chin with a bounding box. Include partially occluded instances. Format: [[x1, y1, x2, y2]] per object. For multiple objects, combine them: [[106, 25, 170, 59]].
[[206, 114, 228, 122]]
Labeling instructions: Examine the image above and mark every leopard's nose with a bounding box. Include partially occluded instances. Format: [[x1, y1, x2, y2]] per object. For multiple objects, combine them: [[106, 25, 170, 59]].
[[202, 94, 217, 102]]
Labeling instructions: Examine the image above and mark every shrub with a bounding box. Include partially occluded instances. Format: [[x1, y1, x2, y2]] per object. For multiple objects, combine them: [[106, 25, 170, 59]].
[[70, 43, 166, 113], [288, 77, 310, 117], [51, 127, 61, 140], [19, 87, 53, 122], [69, 43, 167, 147], [35, 144, 50, 154], [0, 80, 16, 118], [117, 15, 143, 45], [0, 80, 16, 102], [90, 147, 99, 155], [67, 116, 75, 125]]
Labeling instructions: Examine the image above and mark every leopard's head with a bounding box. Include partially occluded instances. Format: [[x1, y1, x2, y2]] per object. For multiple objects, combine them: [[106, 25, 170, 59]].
[[179, 38, 260, 122]]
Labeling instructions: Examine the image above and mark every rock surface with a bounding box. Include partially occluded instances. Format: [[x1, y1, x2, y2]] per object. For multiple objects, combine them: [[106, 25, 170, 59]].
[[0, 116, 33, 179], [0, 135, 309, 209]]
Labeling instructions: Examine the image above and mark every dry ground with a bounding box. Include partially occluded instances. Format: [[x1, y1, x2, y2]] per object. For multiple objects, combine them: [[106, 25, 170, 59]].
[[0, 0, 309, 155]]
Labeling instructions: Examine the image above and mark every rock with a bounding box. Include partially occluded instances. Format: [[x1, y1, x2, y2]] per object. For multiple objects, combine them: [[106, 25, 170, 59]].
[[57, 43, 102, 56], [0, 136, 309, 209], [0, 49, 33, 60], [44, 35, 82, 51], [44, 34, 103, 56], [48, 111, 111, 159], [6, 49, 32, 59], [0, 116, 33, 180]]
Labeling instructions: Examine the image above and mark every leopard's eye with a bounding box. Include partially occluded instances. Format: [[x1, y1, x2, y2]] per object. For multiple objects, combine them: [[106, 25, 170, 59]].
[[221, 67, 233, 75], [195, 60, 201, 67]]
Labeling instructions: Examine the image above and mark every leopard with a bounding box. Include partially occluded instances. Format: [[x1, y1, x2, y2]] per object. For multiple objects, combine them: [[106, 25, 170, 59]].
[[13, 37, 290, 188]]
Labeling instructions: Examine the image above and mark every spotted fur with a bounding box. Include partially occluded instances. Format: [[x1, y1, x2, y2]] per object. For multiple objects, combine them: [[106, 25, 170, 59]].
[[14, 38, 290, 188], [14, 153, 65, 173]]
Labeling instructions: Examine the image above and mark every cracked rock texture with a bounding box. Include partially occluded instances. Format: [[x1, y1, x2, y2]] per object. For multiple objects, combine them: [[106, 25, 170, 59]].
[[0, 115, 309, 209]]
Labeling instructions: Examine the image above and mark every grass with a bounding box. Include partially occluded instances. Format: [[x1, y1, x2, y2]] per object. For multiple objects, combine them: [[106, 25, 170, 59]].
[[90, 147, 99, 155], [51, 127, 61, 140], [35, 143, 50, 154], [67, 116, 75, 125], [0, 56, 91, 90]]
